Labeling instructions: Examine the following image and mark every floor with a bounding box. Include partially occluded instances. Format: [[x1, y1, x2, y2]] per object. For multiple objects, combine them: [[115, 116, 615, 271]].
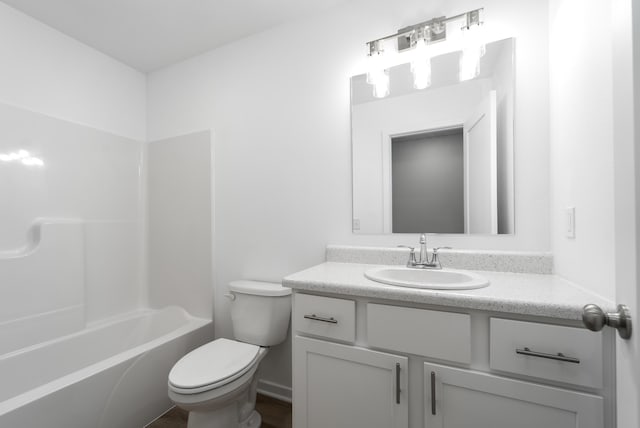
[[147, 394, 292, 428]]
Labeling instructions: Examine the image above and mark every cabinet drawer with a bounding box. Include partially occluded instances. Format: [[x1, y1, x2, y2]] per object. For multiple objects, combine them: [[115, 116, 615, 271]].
[[490, 318, 603, 388], [294, 294, 355, 343], [367, 303, 471, 364]]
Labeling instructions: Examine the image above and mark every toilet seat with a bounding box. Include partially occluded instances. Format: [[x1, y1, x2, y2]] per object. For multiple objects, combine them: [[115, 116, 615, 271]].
[[169, 338, 261, 395]]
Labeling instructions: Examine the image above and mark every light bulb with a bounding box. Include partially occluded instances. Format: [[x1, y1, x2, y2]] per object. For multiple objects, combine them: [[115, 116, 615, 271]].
[[366, 40, 390, 98], [372, 70, 390, 98], [459, 21, 485, 81], [411, 38, 432, 90]]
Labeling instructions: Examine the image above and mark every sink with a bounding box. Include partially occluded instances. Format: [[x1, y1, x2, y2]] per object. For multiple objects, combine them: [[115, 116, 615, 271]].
[[364, 266, 489, 290]]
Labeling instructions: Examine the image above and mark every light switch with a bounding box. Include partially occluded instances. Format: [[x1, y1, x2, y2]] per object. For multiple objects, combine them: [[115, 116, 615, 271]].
[[565, 207, 575, 239]]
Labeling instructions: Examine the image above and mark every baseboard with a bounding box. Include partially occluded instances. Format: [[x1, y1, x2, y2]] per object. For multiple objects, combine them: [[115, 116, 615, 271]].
[[257, 379, 292, 403]]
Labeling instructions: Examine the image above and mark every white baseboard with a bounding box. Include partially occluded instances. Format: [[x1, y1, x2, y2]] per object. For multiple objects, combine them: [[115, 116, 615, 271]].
[[257, 379, 292, 403]]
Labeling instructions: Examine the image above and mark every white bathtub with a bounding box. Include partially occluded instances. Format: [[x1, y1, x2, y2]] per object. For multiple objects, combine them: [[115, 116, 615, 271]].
[[0, 306, 211, 427]]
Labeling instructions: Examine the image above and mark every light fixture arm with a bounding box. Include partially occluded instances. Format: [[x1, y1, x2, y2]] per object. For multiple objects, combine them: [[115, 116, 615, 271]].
[[366, 8, 484, 54]]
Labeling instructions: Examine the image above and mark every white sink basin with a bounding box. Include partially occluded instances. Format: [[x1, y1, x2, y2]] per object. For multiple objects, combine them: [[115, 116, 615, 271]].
[[364, 266, 489, 290]]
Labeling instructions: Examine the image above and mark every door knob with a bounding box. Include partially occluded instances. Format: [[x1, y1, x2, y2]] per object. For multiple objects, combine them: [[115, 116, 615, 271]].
[[582, 304, 632, 339]]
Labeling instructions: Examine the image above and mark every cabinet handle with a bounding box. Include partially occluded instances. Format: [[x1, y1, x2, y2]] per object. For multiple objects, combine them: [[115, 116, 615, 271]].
[[395, 363, 401, 404], [515, 347, 580, 364], [430, 371, 436, 415], [303, 314, 338, 324]]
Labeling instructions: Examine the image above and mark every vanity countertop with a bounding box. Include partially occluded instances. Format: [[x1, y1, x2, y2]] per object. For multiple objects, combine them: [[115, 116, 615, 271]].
[[282, 262, 614, 321]]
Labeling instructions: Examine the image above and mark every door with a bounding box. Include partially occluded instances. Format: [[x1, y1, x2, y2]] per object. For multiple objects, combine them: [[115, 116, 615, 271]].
[[293, 336, 408, 428], [424, 362, 603, 428], [463, 90, 497, 234], [612, 0, 640, 426]]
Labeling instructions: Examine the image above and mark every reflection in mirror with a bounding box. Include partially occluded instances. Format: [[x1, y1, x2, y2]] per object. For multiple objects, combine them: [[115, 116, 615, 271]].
[[351, 38, 514, 235]]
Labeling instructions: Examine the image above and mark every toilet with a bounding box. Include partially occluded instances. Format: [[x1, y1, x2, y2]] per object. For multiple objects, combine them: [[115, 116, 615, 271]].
[[168, 280, 291, 428]]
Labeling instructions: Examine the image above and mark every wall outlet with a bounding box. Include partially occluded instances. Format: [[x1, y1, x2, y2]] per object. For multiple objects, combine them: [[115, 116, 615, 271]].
[[565, 207, 575, 239], [352, 219, 360, 231]]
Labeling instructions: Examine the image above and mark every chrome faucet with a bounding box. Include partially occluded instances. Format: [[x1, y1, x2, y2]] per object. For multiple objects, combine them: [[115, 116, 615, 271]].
[[418, 233, 428, 265], [399, 233, 452, 269]]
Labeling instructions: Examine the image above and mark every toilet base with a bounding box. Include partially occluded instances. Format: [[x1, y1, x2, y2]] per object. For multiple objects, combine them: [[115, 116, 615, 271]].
[[240, 410, 261, 428]]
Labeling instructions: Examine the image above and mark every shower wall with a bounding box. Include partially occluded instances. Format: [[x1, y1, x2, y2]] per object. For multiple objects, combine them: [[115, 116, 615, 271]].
[[0, 102, 144, 351]]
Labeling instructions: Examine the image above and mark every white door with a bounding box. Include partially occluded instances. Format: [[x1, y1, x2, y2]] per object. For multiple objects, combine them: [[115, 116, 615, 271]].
[[611, 0, 640, 426], [424, 362, 603, 428], [463, 90, 497, 234], [293, 336, 408, 428]]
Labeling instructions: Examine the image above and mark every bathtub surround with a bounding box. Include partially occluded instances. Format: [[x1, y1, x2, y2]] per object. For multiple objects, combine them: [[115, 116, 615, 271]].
[[0, 221, 85, 355], [148, 131, 213, 320], [0, 103, 144, 325]]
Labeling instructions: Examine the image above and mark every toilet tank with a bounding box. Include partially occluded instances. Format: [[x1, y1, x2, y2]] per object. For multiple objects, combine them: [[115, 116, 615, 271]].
[[229, 280, 291, 346]]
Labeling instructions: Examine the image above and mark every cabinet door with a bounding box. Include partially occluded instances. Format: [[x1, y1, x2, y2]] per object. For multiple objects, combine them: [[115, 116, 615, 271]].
[[424, 362, 603, 428], [294, 336, 408, 428]]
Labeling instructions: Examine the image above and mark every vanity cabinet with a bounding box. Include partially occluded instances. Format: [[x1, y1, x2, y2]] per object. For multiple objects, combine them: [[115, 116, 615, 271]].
[[294, 336, 408, 428], [424, 362, 602, 428], [291, 292, 611, 428]]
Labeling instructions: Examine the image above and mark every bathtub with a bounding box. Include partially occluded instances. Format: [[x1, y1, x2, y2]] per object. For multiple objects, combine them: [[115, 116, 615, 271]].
[[0, 306, 211, 428]]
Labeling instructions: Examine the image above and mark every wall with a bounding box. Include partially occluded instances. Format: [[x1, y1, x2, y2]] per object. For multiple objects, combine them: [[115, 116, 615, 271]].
[[0, 2, 146, 141], [147, 0, 551, 394], [548, 0, 615, 299]]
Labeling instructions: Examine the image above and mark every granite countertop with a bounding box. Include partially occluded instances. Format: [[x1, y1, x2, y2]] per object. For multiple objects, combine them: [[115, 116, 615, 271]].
[[282, 262, 615, 321]]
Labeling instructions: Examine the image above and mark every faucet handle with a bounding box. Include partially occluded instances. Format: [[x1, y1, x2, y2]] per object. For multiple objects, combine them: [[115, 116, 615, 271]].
[[429, 247, 452, 269], [397, 245, 417, 266]]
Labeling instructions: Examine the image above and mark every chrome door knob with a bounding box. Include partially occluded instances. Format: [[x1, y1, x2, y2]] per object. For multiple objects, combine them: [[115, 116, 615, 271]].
[[582, 304, 632, 339]]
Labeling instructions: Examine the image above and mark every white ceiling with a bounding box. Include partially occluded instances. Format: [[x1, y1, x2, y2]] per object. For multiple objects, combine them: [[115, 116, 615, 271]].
[[1, 0, 350, 72]]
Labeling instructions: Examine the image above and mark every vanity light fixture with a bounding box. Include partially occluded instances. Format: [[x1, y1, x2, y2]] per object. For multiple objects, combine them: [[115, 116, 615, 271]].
[[365, 8, 485, 97]]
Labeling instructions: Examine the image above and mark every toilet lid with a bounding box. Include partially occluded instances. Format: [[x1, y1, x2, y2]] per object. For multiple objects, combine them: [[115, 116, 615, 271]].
[[169, 338, 260, 392]]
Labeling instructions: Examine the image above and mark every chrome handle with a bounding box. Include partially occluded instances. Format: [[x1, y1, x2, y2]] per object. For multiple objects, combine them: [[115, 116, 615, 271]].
[[398, 245, 417, 266], [303, 314, 338, 324], [583, 304, 632, 339], [430, 371, 436, 415], [395, 363, 401, 404], [515, 347, 580, 364], [432, 246, 452, 253]]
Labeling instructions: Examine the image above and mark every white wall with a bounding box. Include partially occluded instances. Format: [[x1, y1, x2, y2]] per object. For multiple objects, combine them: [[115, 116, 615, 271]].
[[0, 2, 146, 141], [147, 0, 551, 392], [548, 0, 616, 299]]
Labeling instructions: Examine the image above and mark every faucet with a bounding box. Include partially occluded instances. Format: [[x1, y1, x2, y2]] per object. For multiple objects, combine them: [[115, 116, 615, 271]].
[[418, 233, 428, 265], [399, 233, 452, 269]]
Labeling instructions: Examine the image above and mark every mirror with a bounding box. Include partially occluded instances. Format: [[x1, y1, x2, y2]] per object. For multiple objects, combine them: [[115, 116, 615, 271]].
[[351, 38, 514, 234]]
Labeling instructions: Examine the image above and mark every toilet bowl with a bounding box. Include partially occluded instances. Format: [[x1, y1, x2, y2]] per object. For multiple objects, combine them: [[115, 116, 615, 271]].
[[167, 280, 291, 428]]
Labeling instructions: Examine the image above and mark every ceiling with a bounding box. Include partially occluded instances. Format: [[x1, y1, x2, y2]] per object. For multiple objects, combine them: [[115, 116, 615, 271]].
[[1, 0, 350, 72]]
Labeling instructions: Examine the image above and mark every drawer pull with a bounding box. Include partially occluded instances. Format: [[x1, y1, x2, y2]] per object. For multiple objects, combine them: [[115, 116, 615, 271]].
[[430, 371, 436, 415], [515, 347, 580, 364], [303, 314, 338, 324], [395, 363, 401, 404]]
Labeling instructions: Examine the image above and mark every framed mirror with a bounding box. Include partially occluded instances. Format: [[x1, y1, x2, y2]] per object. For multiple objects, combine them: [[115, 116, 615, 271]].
[[351, 37, 514, 235]]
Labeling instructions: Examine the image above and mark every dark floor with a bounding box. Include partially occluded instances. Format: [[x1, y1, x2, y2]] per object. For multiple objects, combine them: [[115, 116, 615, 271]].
[[146, 394, 292, 428]]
